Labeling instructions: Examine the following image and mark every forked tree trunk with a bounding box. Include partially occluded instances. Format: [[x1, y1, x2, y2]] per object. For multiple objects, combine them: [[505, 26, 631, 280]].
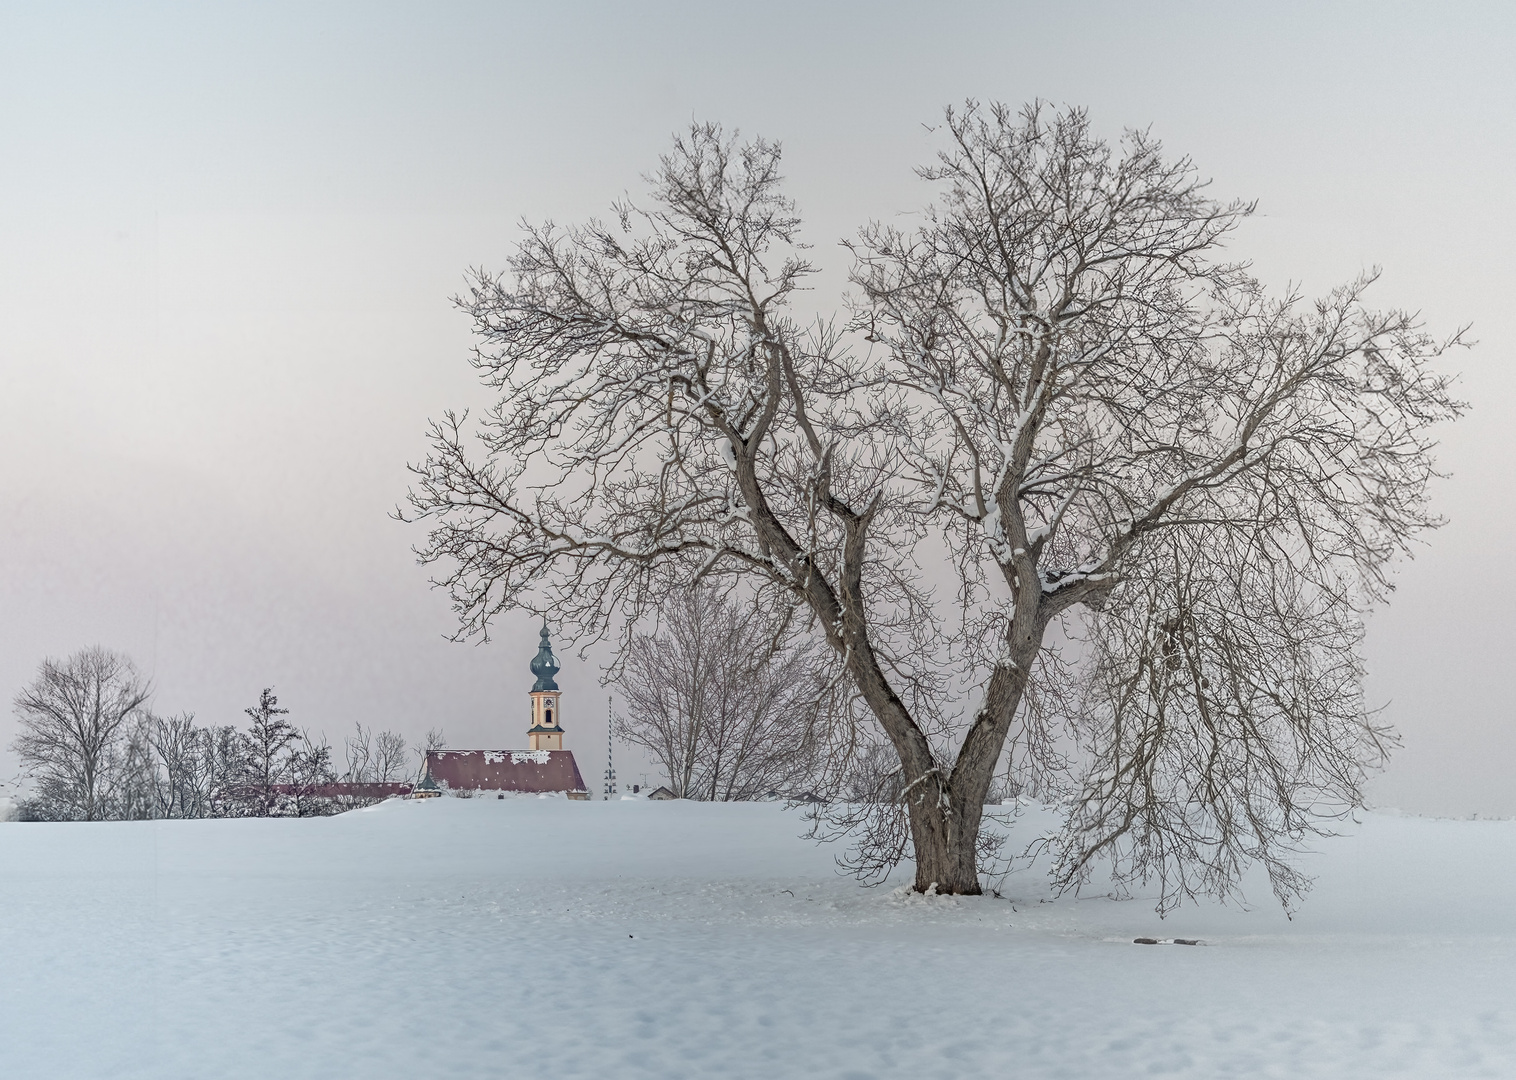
[[894, 640, 1039, 895]]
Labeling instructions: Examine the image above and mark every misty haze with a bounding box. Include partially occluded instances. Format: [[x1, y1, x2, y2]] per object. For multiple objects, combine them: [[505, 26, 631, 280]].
[[3, 4, 1514, 1079]]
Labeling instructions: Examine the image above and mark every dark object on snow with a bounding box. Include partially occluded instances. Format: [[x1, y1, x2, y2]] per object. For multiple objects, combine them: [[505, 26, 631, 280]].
[[1133, 937, 1203, 946], [1134, 937, 1160, 945]]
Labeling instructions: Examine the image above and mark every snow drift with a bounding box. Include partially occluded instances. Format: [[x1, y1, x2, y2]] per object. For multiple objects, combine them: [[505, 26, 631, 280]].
[[1, 799, 1513, 1078]]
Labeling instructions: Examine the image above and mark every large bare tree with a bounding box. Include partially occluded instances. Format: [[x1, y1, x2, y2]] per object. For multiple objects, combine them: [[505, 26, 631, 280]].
[[12, 647, 152, 821], [404, 104, 1463, 905]]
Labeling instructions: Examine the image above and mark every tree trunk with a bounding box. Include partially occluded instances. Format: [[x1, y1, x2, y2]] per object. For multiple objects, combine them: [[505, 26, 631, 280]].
[[903, 641, 1040, 895], [909, 797, 983, 894]]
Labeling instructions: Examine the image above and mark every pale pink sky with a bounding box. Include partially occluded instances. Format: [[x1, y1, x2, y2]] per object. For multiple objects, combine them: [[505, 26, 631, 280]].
[[1, 1, 1511, 812]]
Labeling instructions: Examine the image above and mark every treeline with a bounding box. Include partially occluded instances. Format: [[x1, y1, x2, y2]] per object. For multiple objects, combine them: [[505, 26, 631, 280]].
[[9, 647, 434, 822]]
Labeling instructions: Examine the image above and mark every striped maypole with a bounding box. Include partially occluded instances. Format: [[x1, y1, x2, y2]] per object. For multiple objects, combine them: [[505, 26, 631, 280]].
[[603, 696, 618, 800]]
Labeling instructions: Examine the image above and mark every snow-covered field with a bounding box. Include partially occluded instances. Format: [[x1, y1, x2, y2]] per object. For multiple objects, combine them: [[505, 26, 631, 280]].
[[2, 799, 1514, 1079]]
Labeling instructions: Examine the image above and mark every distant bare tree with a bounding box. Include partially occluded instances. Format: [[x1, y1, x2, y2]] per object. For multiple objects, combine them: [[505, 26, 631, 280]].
[[344, 723, 411, 784], [336, 723, 411, 808], [413, 727, 447, 781], [287, 729, 337, 817], [616, 588, 838, 800], [404, 106, 1464, 908], [113, 718, 159, 820], [344, 723, 375, 782], [205, 724, 251, 817], [146, 712, 213, 819], [373, 730, 408, 782], [11, 648, 152, 821]]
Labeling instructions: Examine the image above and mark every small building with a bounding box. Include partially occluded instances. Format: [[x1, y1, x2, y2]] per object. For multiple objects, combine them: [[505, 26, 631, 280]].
[[409, 768, 442, 799], [423, 621, 589, 799]]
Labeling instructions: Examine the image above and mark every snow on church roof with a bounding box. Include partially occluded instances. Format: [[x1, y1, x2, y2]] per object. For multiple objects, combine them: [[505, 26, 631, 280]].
[[426, 749, 586, 793]]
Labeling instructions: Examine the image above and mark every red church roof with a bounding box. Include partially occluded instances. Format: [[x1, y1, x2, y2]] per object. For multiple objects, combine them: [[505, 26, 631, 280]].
[[425, 749, 587, 793]]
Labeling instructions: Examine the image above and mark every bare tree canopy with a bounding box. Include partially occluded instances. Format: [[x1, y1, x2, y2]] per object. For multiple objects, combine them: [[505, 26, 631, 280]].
[[404, 103, 1464, 907], [12, 647, 152, 821], [412, 727, 447, 780], [617, 586, 838, 801], [145, 711, 219, 819], [344, 723, 410, 785]]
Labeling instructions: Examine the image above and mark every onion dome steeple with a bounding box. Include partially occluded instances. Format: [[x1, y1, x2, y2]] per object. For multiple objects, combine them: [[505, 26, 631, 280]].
[[528, 620, 564, 751], [530, 620, 561, 692]]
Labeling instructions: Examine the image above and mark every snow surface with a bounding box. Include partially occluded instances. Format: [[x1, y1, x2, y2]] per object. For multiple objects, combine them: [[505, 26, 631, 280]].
[[2, 800, 1515, 1079]]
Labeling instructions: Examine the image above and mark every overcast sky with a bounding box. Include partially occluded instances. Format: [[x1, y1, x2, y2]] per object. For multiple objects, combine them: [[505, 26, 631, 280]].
[[1, 1, 1512, 812]]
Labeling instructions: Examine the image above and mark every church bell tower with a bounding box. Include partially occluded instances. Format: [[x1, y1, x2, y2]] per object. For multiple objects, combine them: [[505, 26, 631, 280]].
[[527, 621, 564, 751]]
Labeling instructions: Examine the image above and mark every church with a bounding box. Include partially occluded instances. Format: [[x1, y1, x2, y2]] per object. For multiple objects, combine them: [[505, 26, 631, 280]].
[[419, 622, 590, 798]]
